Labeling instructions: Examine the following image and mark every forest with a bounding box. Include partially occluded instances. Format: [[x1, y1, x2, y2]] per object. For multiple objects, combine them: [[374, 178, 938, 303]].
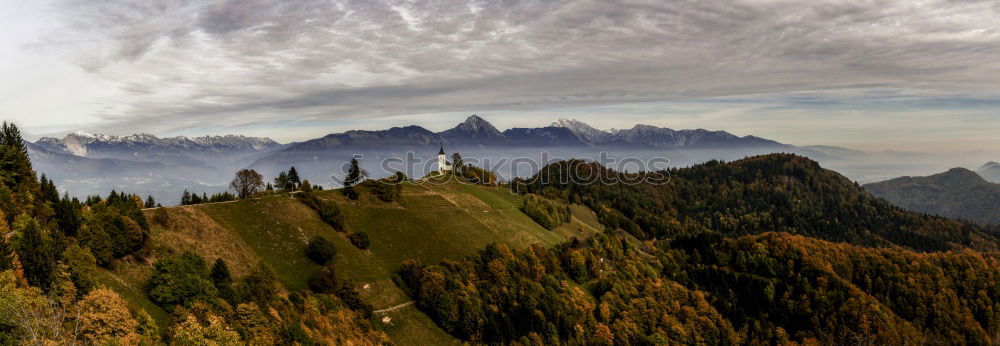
[[402, 154, 1000, 344], [512, 154, 1000, 251]]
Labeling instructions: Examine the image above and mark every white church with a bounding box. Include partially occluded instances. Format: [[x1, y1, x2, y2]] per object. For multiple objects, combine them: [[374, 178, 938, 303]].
[[437, 146, 453, 173]]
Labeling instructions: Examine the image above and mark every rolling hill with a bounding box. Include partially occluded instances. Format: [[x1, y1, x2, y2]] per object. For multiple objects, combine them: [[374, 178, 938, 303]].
[[864, 167, 1000, 225], [98, 180, 602, 345]]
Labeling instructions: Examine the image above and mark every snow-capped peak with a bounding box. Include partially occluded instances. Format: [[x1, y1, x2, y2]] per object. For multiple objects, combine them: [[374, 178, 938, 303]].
[[72, 130, 96, 138], [550, 118, 610, 142], [36, 131, 280, 157]]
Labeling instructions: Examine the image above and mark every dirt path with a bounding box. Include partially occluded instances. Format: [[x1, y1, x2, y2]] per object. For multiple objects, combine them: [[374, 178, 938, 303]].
[[374, 301, 415, 314]]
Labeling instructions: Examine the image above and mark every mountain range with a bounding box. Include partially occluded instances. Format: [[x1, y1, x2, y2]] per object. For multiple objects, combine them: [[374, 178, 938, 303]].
[[270, 115, 788, 152], [34, 131, 281, 165], [864, 167, 1000, 225], [28, 115, 805, 204]]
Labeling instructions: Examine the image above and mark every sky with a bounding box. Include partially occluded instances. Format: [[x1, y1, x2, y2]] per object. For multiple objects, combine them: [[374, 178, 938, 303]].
[[1, 0, 999, 153]]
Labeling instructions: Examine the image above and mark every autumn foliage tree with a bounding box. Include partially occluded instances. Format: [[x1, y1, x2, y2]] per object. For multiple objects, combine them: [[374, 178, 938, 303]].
[[229, 169, 265, 199]]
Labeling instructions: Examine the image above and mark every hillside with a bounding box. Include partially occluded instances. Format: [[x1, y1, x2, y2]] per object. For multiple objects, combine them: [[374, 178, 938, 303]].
[[516, 154, 1000, 251], [402, 230, 1000, 344], [864, 167, 1000, 225], [98, 180, 602, 345]]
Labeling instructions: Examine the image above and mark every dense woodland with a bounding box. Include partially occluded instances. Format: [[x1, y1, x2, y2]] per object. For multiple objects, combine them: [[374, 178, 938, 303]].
[[403, 231, 1000, 344], [403, 154, 1000, 344], [513, 154, 1000, 252]]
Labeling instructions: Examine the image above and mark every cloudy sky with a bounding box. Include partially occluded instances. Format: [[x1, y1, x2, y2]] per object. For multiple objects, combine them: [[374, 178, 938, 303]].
[[2, 0, 999, 152]]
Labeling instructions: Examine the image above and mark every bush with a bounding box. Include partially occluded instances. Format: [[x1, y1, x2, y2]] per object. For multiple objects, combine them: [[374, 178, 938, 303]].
[[147, 252, 217, 308], [337, 282, 372, 317], [364, 173, 405, 202], [236, 263, 279, 307], [342, 186, 359, 200], [348, 232, 370, 250], [296, 193, 345, 231], [318, 203, 345, 231], [306, 236, 336, 265], [522, 194, 571, 230], [307, 266, 338, 294]]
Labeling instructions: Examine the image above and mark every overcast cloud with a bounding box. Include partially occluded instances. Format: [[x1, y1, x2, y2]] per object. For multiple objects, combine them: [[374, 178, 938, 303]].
[[2, 0, 999, 150]]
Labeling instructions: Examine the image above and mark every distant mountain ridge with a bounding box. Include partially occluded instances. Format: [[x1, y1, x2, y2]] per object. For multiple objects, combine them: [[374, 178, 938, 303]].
[[35, 131, 280, 156], [30, 115, 796, 205], [274, 115, 788, 153], [864, 167, 1000, 225]]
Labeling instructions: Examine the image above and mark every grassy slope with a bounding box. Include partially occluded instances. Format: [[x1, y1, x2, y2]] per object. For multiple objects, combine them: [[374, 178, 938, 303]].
[[98, 182, 600, 345]]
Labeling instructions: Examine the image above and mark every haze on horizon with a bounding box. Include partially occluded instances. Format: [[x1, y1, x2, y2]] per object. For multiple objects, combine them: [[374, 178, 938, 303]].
[[2, 0, 999, 154]]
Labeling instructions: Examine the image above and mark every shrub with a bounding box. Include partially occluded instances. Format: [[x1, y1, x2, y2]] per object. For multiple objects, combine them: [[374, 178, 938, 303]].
[[364, 173, 405, 202], [348, 232, 370, 250], [336, 282, 372, 317], [522, 195, 571, 230], [306, 236, 336, 265], [342, 186, 359, 200], [307, 266, 338, 294], [318, 202, 345, 231], [236, 264, 280, 308], [296, 193, 345, 231], [147, 252, 217, 308]]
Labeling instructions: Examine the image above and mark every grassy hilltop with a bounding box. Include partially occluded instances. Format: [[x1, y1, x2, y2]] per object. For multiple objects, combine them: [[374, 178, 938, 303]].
[[97, 179, 602, 345]]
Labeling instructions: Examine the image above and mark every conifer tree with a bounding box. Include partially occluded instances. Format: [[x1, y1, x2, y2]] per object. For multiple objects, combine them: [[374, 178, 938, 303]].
[[342, 158, 366, 200], [288, 167, 301, 190], [274, 172, 289, 191], [0, 122, 36, 190], [16, 217, 56, 290]]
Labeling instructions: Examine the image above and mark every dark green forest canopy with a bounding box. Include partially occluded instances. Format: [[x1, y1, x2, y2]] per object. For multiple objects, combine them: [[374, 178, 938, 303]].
[[515, 153, 1000, 252], [402, 231, 1000, 344]]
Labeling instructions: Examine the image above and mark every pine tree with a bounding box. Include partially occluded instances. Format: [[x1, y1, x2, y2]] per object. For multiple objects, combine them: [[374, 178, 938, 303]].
[[0, 122, 36, 190], [39, 175, 59, 204], [181, 190, 191, 206], [343, 158, 366, 200], [210, 258, 233, 301], [16, 217, 56, 290], [344, 158, 365, 188], [288, 167, 301, 190], [144, 196, 156, 209], [55, 193, 81, 236], [274, 172, 289, 192]]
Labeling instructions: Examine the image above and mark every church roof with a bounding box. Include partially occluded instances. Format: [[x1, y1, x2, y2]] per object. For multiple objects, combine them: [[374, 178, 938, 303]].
[[439, 145, 445, 155]]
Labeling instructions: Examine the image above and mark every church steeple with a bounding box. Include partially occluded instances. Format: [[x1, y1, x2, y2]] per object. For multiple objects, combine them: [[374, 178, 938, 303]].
[[437, 145, 451, 173]]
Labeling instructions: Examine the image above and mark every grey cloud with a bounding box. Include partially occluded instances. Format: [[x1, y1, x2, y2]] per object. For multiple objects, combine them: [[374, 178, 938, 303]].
[[43, 0, 1000, 135]]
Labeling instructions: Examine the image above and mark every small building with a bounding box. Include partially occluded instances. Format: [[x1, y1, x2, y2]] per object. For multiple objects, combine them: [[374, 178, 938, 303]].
[[437, 146, 452, 173]]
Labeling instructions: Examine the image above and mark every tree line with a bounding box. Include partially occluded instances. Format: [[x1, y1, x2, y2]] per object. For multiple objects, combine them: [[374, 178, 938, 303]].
[[514, 154, 1000, 252]]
